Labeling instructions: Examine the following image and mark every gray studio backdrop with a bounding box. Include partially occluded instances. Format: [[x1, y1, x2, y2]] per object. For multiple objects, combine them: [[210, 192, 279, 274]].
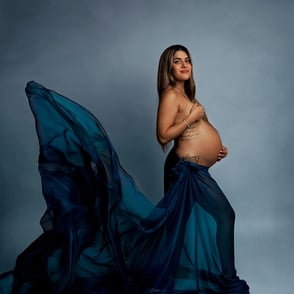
[[0, 0, 293, 292]]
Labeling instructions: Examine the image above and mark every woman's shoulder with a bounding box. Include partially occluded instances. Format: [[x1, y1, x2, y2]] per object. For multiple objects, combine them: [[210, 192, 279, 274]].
[[160, 87, 178, 102]]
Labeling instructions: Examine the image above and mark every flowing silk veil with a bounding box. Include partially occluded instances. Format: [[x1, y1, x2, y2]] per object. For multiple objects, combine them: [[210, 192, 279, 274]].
[[0, 81, 249, 293]]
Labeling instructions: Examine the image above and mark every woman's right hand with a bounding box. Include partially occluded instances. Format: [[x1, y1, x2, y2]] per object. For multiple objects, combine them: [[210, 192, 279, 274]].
[[188, 103, 205, 123]]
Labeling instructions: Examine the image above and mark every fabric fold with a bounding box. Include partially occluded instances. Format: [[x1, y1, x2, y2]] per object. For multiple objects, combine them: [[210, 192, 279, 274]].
[[0, 81, 249, 293]]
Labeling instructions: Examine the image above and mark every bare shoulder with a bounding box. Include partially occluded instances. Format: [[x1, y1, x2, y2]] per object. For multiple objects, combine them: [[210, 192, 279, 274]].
[[161, 88, 178, 100], [158, 88, 180, 119], [160, 88, 180, 107]]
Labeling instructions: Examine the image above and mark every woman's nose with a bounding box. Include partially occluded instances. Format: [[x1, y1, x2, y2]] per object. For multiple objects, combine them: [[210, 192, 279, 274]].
[[181, 60, 187, 67]]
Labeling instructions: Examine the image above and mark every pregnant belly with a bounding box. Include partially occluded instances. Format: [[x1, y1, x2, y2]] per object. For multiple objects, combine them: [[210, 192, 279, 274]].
[[176, 121, 222, 167]]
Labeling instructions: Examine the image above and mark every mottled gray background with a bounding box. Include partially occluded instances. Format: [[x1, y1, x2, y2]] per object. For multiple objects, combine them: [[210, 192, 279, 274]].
[[0, 0, 293, 292]]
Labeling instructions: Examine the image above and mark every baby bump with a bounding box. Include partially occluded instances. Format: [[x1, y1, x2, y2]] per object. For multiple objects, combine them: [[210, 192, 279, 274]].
[[176, 121, 222, 167]]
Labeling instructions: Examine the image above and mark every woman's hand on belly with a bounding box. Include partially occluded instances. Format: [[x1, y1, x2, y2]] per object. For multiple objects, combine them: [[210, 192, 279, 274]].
[[217, 145, 228, 161]]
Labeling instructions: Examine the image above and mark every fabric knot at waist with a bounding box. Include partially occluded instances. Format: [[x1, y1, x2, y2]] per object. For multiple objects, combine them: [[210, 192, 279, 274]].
[[171, 157, 209, 177]]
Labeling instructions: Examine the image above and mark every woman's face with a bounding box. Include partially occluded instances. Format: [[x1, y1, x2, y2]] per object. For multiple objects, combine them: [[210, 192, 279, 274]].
[[171, 50, 192, 82]]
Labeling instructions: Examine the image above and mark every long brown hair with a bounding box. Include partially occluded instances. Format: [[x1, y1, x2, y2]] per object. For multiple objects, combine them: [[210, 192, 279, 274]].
[[157, 44, 196, 101]]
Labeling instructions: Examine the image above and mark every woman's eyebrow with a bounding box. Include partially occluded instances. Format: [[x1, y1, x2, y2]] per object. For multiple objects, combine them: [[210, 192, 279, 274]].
[[174, 56, 188, 59]]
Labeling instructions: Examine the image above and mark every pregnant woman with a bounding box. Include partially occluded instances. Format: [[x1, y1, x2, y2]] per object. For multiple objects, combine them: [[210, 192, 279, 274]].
[[0, 45, 249, 293], [157, 45, 249, 292]]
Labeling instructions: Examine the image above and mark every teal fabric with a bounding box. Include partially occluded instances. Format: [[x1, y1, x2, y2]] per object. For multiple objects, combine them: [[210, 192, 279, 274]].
[[0, 81, 249, 293]]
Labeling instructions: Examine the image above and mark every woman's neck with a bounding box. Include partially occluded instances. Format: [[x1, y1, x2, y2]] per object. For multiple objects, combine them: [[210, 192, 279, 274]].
[[173, 82, 187, 97], [174, 81, 185, 92]]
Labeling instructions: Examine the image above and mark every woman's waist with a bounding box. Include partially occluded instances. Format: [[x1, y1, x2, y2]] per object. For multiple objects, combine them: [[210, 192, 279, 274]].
[[174, 142, 221, 167], [175, 137, 221, 155]]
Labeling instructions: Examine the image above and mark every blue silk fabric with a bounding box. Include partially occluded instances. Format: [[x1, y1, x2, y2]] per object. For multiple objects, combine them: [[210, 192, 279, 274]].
[[0, 81, 249, 293]]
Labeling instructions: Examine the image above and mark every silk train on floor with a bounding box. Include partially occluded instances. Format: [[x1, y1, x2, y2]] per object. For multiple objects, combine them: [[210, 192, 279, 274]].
[[0, 81, 249, 293]]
